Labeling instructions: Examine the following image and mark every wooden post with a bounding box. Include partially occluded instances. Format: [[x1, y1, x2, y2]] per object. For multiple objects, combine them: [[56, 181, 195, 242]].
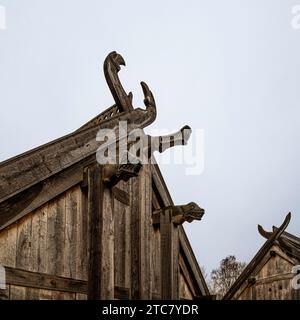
[[87, 164, 103, 300], [87, 164, 114, 300], [130, 164, 152, 299], [87, 162, 141, 300], [160, 208, 179, 300]]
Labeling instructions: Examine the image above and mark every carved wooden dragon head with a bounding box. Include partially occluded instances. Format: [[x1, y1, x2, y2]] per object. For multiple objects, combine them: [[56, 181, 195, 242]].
[[172, 202, 205, 225]]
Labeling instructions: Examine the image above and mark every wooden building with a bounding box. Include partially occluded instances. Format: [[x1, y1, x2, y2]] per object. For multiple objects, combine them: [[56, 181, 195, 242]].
[[0, 52, 209, 300], [224, 213, 300, 300]]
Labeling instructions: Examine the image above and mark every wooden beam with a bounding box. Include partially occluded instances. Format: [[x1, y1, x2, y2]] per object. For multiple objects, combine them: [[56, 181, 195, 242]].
[[179, 230, 209, 296], [3, 266, 129, 299], [130, 165, 152, 299], [130, 177, 140, 299], [5, 266, 86, 294], [86, 164, 102, 299], [0, 106, 156, 205], [0, 155, 95, 232], [255, 273, 294, 285], [179, 255, 196, 297], [87, 164, 114, 300]]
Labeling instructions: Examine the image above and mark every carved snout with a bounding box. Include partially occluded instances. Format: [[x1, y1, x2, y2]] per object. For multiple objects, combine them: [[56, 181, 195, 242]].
[[159, 125, 191, 153], [149, 125, 192, 155], [152, 202, 205, 226]]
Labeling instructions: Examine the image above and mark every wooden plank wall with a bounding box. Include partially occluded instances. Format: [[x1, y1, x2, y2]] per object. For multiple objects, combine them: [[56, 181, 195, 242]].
[[236, 246, 300, 300], [0, 164, 197, 300], [0, 185, 87, 300]]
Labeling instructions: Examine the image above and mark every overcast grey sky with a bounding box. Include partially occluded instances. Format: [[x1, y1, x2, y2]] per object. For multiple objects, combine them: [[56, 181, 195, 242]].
[[0, 0, 300, 273]]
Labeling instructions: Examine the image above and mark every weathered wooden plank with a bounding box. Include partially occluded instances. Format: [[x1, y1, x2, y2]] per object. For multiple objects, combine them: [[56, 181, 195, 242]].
[[129, 165, 152, 299], [0, 106, 156, 204], [179, 272, 193, 300], [10, 285, 26, 299], [114, 183, 126, 288], [0, 226, 17, 268], [87, 164, 104, 300], [46, 196, 65, 276], [130, 177, 140, 299], [76, 186, 88, 281], [3, 266, 129, 299], [179, 229, 209, 296], [101, 188, 114, 299], [179, 255, 196, 297], [151, 225, 161, 297], [31, 204, 48, 273], [76, 293, 87, 300], [160, 208, 179, 299], [139, 164, 152, 299], [25, 287, 41, 300], [123, 182, 131, 290], [255, 273, 294, 285], [0, 157, 96, 232], [172, 222, 179, 299], [5, 267, 87, 294], [56, 291, 76, 300], [16, 215, 33, 271], [114, 286, 130, 300], [64, 189, 78, 278], [0, 286, 9, 300], [0, 183, 42, 230]]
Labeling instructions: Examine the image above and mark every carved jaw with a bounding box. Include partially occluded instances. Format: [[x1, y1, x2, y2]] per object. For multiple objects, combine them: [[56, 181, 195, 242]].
[[152, 202, 204, 226], [183, 202, 205, 222]]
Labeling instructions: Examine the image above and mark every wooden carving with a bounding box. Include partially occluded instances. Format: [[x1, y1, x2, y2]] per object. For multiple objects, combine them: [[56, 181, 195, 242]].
[[152, 202, 204, 225], [102, 163, 142, 187], [257, 212, 291, 240], [104, 51, 133, 112], [128, 125, 192, 160], [104, 51, 156, 126]]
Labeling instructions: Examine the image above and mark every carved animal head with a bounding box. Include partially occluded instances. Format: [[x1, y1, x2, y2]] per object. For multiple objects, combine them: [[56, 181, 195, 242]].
[[115, 163, 142, 182], [183, 202, 204, 222], [102, 163, 142, 187], [105, 51, 126, 72], [173, 202, 204, 225]]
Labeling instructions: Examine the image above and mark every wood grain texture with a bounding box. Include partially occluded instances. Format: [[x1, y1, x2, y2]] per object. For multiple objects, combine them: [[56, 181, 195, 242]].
[[5, 267, 86, 294], [64, 189, 78, 278], [0, 226, 17, 268], [160, 208, 179, 299], [101, 188, 114, 299], [138, 164, 152, 299], [235, 244, 299, 300], [130, 177, 140, 299], [87, 164, 103, 300], [46, 196, 65, 277]]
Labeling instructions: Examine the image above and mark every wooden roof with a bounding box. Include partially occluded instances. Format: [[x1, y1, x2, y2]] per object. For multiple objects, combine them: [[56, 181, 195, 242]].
[[223, 212, 299, 300]]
